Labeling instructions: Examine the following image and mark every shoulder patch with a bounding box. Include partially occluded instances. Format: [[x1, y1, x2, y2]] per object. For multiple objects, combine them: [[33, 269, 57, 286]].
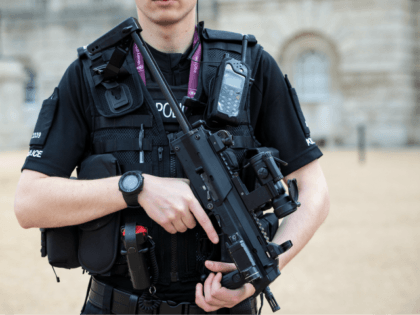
[[29, 87, 59, 148]]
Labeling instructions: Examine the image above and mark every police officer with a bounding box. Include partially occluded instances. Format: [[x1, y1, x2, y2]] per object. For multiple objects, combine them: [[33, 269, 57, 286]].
[[14, 0, 330, 314]]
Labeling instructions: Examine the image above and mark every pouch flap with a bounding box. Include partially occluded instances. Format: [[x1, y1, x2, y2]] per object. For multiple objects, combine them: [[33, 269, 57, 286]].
[[77, 154, 121, 180], [78, 211, 121, 274]]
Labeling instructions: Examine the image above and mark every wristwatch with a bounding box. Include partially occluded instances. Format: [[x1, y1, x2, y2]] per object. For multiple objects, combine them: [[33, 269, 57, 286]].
[[119, 170, 144, 208]]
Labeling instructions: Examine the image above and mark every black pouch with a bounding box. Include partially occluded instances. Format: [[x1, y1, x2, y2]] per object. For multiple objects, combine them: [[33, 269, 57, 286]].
[[77, 154, 122, 274], [40, 175, 80, 269], [40, 154, 122, 270], [41, 225, 80, 269]]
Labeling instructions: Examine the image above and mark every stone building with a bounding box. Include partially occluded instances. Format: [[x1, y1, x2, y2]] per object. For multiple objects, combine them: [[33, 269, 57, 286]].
[[0, 0, 419, 149]]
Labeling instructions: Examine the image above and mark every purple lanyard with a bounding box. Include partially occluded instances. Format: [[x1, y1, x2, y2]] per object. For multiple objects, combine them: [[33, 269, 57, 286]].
[[133, 28, 202, 98]]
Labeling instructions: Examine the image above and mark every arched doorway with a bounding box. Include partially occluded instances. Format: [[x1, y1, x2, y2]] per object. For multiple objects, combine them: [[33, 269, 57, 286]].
[[279, 32, 342, 147]]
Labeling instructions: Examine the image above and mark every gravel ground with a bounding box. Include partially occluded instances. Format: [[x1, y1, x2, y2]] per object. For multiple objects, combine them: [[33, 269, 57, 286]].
[[1, 149, 419, 314]]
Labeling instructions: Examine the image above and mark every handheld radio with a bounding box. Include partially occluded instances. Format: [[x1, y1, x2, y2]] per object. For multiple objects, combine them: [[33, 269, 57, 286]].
[[205, 35, 252, 126]]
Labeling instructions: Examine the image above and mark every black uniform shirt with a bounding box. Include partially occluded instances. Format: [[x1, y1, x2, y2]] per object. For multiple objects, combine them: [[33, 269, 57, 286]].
[[21, 37, 323, 302], [22, 43, 322, 177]]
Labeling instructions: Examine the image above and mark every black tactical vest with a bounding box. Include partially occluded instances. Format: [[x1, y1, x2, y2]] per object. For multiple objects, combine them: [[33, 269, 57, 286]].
[[76, 22, 264, 286]]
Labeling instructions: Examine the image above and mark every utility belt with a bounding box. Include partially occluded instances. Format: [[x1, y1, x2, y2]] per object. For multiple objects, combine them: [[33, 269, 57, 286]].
[[88, 278, 257, 315], [88, 277, 207, 314]]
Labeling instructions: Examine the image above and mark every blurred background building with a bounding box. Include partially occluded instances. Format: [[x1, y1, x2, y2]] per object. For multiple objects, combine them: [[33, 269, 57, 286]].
[[0, 0, 419, 150]]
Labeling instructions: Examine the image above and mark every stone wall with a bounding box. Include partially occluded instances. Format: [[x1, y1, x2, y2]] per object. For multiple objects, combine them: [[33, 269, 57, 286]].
[[0, 0, 418, 148], [217, 0, 419, 146], [0, 0, 137, 102], [411, 0, 420, 144], [0, 58, 28, 150]]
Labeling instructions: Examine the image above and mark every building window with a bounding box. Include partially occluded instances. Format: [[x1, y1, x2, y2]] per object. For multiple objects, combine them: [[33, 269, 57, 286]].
[[25, 68, 36, 104], [294, 50, 330, 103]]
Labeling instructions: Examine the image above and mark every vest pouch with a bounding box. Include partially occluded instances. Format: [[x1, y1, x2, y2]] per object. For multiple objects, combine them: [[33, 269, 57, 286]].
[[77, 154, 122, 274], [85, 51, 145, 118], [42, 226, 80, 269], [41, 175, 81, 270]]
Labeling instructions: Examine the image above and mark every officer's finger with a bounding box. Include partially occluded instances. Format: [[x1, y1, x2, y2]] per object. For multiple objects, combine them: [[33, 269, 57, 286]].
[[196, 283, 220, 312], [204, 272, 214, 302], [204, 273, 225, 307], [210, 272, 243, 307], [212, 281, 255, 307], [181, 212, 197, 229], [172, 219, 188, 233], [210, 272, 232, 303], [211, 272, 225, 298], [205, 260, 237, 274], [162, 222, 177, 234], [189, 198, 219, 244]]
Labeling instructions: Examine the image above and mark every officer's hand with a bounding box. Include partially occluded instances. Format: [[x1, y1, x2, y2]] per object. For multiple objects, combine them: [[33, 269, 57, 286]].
[[138, 174, 219, 244], [195, 260, 256, 312]]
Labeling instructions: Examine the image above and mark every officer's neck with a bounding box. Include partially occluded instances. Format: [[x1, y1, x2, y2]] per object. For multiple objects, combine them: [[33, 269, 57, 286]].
[[137, 9, 196, 54]]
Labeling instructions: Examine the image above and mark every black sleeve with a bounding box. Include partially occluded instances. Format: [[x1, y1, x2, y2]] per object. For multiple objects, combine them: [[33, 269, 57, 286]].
[[251, 50, 323, 177], [21, 59, 91, 178]]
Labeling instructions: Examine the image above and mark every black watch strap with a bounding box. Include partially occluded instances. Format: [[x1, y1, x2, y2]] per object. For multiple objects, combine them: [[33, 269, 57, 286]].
[[124, 193, 140, 208]]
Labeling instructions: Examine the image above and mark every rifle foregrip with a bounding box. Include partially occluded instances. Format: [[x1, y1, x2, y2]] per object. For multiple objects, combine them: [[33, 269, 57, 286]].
[[221, 270, 246, 290]]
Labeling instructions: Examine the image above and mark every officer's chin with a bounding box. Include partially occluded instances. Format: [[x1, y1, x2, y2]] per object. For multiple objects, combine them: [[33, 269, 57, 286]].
[[149, 14, 184, 27]]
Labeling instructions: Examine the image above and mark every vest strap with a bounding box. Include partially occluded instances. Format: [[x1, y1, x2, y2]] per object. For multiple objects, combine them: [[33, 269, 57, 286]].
[[101, 46, 129, 81], [93, 139, 152, 154], [94, 115, 153, 130]]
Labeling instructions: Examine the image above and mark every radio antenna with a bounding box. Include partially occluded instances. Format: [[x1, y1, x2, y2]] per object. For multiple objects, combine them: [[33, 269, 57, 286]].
[[197, 0, 199, 25]]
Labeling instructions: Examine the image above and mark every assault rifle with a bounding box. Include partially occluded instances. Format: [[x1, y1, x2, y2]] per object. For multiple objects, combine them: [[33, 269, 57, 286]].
[[87, 18, 300, 312]]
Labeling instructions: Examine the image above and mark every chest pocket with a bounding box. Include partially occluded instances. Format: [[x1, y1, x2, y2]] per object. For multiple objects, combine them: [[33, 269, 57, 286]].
[[82, 48, 145, 118], [91, 114, 156, 174], [80, 47, 168, 175]]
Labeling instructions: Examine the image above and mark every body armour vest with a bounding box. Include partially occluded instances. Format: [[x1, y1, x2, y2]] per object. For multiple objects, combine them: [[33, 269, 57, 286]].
[[76, 22, 264, 286]]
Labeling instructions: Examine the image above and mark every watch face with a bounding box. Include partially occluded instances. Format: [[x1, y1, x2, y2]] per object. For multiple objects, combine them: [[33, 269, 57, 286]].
[[122, 174, 140, 193]]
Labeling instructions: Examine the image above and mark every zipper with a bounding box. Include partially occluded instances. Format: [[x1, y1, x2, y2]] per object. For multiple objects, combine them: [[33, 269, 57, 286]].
[[170, 155, 176, 177], [158, 147, 163, 162]]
